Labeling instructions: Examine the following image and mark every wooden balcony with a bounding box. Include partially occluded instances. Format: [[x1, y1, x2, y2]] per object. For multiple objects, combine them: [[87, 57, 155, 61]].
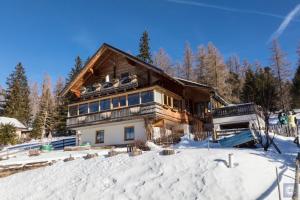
[[67, 101, 213, 129], [213, 103, 262, 118], [67, 103, 162, 128]]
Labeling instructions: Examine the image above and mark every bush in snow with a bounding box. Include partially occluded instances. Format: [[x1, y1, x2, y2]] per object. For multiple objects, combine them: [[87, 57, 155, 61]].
[[134, 140, 150, 151], [0, 123, 17, 145]]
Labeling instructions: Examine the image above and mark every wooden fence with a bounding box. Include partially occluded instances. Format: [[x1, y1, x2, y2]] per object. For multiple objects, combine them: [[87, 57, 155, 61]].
[[0, 137, 76, 159], [269, 124, 300, 137]]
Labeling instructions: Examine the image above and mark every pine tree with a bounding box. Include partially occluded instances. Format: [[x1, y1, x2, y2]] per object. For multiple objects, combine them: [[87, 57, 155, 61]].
[[241, 68, 256, 103], [4, 63, 31, 126], [66, 56, 83, 84], [31, 75, 54, 138], [241, 66, 280, 150], [153, 48, 174, 75], [0, 85, 5, 115], [226, 55, 242, 103], [195, 45, 207, 84], [181, 42, 194, 80], [292, 65, 300, 108], [137, 31, 153, 63], [29, 82, 40, 120], [270, 39, 291, 110], [0, 123, 17, 145], [53, 77, 68, 135]]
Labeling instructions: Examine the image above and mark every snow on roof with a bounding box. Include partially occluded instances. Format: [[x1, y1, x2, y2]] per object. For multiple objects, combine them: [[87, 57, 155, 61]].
[[0, 117, 26, 129]]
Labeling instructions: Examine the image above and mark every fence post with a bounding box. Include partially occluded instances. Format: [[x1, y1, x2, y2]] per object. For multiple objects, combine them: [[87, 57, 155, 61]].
[[293, 153, 300, 200], [276, 167, 282, 200]]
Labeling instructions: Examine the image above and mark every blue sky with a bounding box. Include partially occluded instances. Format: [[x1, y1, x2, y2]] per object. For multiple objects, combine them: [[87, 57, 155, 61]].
[[0, 0, 299, 88]]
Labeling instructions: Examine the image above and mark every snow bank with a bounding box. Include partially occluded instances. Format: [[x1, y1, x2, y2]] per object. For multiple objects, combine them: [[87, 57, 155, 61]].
[[0, 135, 297, 200], [0, 117, 26, 129]]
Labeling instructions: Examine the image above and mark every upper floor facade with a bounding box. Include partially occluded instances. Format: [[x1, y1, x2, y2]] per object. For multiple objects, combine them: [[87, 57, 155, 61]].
[[61, 43, 228, 129]]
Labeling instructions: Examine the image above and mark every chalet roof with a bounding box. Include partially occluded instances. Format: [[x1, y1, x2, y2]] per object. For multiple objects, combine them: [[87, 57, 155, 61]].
[[61, 43, 183, 97], [0, 117, 27, 129], [175, 78, 229, 105]]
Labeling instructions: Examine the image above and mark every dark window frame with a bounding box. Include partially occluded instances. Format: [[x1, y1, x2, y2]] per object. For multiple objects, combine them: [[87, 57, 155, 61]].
[[89, 101, 99, 113], [79, 103, 88, 115], [141, 90, 154, 104], [124, 126, 135, 141], [100, 98, 111, 111], [112, 97, 119, 108], [128, 93, 140, 106], [69, 105, 78, 117], [119, 96, 126, 107], [95, 130, 104, 144]]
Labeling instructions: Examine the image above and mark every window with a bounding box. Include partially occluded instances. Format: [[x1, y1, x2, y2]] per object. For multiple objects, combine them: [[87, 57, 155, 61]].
[[112, 97, 119, 108], [154, 91, 163, 104], [164, 94, 168, 105], [173, 99, 181, 110], [119, 96, 126, 107], [69, 105, 78, 116], [124, 127, 134, 141], [79, 104, 88, 115], [167, 96, 172, 107], [96, 130, 104, 143], [89, 101, 99, 113], [128, 93, 140, 106], [141, 91, 154, 103], [100, 99, 111, 111]]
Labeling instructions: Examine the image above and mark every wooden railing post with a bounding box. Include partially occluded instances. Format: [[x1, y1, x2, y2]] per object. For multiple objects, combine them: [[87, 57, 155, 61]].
[[293, 152, 300, 200]]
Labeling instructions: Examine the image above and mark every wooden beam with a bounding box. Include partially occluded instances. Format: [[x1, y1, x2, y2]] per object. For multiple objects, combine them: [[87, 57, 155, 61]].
[[71, 89, 81, 98], [88, 68, 94, 74]]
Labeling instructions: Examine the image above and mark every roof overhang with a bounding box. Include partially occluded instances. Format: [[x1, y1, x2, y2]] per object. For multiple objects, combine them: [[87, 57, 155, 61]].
[[61, 43, 184, 97]]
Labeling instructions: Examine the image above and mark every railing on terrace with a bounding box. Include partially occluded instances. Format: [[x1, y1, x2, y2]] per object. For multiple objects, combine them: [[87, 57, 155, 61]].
[[67, 103, 157, 127], [213, 103, 262, 118], [81, 82, 138, 99]]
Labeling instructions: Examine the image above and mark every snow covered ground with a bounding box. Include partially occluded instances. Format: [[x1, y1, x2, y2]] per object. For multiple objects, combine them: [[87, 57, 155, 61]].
[[0, 135, 298, 200]]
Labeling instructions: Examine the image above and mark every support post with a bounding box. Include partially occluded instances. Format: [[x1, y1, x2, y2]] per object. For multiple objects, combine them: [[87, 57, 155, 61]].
[[228, 153, 233, 168], [276, 167, 282, 200], [293, 153, 300, 200]]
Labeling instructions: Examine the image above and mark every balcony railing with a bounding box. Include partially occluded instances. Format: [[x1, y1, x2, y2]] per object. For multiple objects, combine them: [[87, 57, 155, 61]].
[[67, 103, 157, 127], [80, 77, 138, 99], [213, 103, 261, 118]]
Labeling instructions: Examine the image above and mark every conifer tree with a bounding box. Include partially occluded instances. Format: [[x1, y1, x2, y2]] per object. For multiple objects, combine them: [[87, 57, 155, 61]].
[[31, 75, 54, 138], [0, 123, 17, 145], [137, 31, 153, 63], [29, 82, 40, 120], [53, 77, 68, 135], [205, 42, 229, 98], [153, 48, 174, 75], [182, 42, 194, 80], [270, 39, 291, 109], [226, 55, 242, 103], [66, 56, 83, 84], [195, 45, 207, 84], [241, 68, 256, 102], [241, 66, 279, 150], [292, 47, 300, 108], [4, 63, 31, 126], [0, 85, 5, 115]]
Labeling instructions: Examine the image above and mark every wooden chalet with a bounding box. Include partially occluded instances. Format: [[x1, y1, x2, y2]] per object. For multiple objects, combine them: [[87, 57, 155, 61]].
[[61, 43, 228, 146]]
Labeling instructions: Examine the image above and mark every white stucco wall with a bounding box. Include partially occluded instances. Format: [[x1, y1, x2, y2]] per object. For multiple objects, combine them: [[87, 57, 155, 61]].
[[213, 114, 265, 131], [74, 119, 146, 146]]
